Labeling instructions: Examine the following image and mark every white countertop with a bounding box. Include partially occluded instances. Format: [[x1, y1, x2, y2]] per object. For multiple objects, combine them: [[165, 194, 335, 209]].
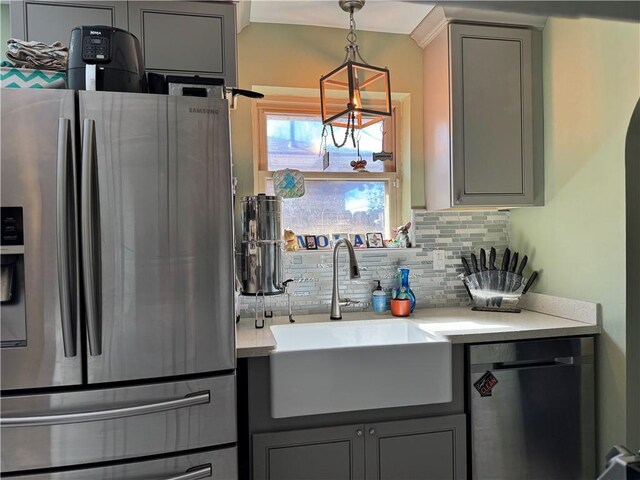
[[236, 293, 601, 358]]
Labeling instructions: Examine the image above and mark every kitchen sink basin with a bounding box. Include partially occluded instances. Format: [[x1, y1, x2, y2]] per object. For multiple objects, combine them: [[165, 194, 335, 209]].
[[269, 319, 452, 418]]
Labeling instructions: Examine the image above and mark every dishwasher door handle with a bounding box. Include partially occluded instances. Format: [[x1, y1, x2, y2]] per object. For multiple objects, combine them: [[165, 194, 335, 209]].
[[493, 357, 579, 370], [471, 356, 589, 373]]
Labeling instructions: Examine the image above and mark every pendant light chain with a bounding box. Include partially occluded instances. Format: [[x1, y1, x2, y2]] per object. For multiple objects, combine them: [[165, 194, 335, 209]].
[[348, 10, 357, 45], [323, 112, 356, 149], [342, 8, 369, 65]]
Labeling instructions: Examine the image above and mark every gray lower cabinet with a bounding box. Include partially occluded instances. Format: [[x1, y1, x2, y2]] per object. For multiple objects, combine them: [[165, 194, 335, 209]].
[[365, 416, 467, 480], [10, 0, 127, 45], [253, 415, 466, 480], [253, 424, 366, 480], [423, 22, 543, 210], [127, 1, 237, 86]]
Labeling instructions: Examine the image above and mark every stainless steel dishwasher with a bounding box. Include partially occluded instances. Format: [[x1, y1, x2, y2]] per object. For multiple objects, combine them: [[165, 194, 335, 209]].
[[468, 337, 595, 480]]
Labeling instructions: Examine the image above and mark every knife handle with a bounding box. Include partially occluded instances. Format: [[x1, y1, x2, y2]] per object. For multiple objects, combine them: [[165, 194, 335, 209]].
[[489, 247, 497, 270], [501, 248, 511, 272], [470, 253, 479, 273], [517, 255, 528, 275], [509, 252, 519, 273], [522, 271, 538, 294], [479, 249, 487, 271], [461, 257, 472, 276]]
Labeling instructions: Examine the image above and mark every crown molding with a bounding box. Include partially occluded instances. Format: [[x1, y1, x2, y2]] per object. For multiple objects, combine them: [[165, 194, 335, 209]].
[[411, 5, 547, 48], [237, 0, 251, 34]]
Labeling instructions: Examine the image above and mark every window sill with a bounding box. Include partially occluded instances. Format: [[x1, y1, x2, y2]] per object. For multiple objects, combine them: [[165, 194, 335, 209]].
[[284, 246, 422, 255]]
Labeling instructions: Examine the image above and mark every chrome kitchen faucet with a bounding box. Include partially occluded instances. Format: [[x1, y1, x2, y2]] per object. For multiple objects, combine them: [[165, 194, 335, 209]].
[[330, 238, 361, 320]]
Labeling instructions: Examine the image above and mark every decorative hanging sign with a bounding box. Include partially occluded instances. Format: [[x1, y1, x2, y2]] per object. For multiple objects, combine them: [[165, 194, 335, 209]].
[[320, 130, 330, 171], [273, 169, 305, 199], [373, 123, 393, 162], [373, 151, 393, 162]]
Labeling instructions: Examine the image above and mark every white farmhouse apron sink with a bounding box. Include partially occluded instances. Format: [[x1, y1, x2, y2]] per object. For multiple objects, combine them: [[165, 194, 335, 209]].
[[269, 319, 452, 418]]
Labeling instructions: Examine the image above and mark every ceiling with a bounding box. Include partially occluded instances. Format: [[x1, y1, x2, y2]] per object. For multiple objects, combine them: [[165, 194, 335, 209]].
[[247, 0, 436, 34], [240, 1, 639, 36]]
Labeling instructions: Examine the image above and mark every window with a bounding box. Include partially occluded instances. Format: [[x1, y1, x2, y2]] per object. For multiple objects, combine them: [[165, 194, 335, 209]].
[[254, 97, 400, 237]]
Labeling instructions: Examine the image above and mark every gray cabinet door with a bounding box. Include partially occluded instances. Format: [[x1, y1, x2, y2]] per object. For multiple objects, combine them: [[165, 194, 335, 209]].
[[11, 1, 127, 46], [365, 415, 467, 480], [449, 23, 540, 207], [128, 1, 237, 86], [253, 424, 366, 480]]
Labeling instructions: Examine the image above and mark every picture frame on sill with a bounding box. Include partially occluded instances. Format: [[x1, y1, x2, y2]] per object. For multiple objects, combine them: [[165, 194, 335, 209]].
[[350, 233, 367, 248], [316, 234, 331, 249], [366, 232, 385, 248], [304, 235, 318, 250]]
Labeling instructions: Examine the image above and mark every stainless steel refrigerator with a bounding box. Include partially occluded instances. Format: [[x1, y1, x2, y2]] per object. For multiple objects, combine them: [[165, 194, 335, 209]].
[[0, 88, 237, 479]]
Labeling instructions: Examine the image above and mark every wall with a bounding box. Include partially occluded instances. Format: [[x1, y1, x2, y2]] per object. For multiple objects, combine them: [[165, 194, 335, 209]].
[[509, 17, 640, 461], [231, 22, 425, 231], [626, 100, 640, 450], [239, 210, 509, 317], [1, 3, 10, 59]]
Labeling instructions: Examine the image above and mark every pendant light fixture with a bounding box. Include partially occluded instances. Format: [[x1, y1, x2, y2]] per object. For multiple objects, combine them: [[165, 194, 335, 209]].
[[320, 0, 392, 148]]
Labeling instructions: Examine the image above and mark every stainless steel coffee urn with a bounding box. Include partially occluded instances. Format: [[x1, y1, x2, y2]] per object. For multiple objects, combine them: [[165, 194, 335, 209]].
[[240, 195, 284, 297]]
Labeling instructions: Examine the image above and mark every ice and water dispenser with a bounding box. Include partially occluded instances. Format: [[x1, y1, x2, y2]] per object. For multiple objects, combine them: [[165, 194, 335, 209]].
[[1, 207, 27, 348]]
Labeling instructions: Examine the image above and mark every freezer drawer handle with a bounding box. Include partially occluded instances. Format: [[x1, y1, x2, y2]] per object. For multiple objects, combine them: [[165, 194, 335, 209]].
[[56, 117, 79, 357], [0, 391, 210, 428], [81, 118, 102, 356], [166, 465, 213, 480]]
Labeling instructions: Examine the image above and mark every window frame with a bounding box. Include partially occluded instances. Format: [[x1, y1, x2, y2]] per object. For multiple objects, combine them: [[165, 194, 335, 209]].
[[252, 95, 401, 237]]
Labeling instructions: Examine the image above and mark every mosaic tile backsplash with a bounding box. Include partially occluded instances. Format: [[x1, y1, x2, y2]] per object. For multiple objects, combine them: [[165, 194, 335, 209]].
[[238, 210, 510, 317]]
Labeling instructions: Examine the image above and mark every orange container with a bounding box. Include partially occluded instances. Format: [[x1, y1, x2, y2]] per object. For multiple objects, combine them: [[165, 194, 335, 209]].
[[390, 299, 411, 317]]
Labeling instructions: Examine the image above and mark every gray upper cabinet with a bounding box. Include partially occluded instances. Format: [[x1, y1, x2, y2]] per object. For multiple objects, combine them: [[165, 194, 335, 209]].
[[127, 1, 237, 86], [10, 1, 238, 87], [424, 23, 543, 210], [11, 1, 128, 46]]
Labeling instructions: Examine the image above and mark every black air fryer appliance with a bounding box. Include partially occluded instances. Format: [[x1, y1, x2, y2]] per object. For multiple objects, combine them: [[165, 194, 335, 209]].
[[67, 26, 147, 93]]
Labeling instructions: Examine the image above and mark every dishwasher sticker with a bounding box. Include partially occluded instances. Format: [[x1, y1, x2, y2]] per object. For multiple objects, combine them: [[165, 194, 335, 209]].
[[474, 371, 498, 397]]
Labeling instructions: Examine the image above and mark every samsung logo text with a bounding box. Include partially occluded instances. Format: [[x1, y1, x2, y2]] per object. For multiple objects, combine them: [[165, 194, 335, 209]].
[[189, 108, 220, 115]]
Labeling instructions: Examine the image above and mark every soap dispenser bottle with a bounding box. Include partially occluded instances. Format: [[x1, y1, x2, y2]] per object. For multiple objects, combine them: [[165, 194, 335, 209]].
[[372, 280, 387, 313]]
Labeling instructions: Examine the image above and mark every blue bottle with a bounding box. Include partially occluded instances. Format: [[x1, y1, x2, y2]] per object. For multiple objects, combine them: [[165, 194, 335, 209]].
[[398, 268, 416, 312]]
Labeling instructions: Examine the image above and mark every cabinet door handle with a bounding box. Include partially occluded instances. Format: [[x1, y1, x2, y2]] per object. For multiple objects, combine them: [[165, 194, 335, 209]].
[[369, 428, 376, 435], [356, 429, 363, 436]]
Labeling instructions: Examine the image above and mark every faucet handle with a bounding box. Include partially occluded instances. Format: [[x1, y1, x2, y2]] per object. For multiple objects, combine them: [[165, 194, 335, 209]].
[[340, 298, 354, 307]]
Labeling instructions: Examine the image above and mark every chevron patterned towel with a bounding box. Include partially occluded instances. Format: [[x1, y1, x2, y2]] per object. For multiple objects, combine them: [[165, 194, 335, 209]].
[[1, 67, 66, 89]]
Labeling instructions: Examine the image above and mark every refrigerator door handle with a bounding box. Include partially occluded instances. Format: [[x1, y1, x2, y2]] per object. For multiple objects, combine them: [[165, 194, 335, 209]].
[[81, 118, 102, 356], [56, 118, 78, 357], [0, 391, 210, 427], [165, 465, 213, 480]]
